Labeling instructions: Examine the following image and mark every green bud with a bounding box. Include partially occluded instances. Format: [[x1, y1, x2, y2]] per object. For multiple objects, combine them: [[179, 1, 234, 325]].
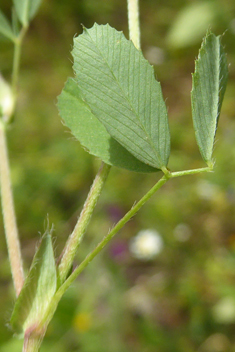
[[0, 75, 14, 121]]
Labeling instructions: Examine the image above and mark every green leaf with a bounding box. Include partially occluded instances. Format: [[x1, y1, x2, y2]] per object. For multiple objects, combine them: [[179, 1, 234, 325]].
[[13, 0, 42, 26], [191, 32, 228, 165], [72, 23, 170, 170], [12, 8, 20, 37], [0, 10, 15, 41], [10, 231, 57, 334], [58, 78, 158, 173]]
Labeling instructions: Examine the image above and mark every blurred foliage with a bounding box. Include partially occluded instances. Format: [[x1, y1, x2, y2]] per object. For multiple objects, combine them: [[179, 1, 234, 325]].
[[0, 0, 235, 351]]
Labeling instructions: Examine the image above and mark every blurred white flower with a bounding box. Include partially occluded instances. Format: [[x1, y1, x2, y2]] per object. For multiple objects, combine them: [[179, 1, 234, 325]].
[[212, 297, 235, 324], [129, 229, 163, 260], [0, 75, 14, 120]]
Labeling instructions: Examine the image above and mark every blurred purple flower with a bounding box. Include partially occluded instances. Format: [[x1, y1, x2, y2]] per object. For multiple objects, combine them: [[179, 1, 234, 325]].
[[106, 204, 123, 222], [109, 240, 128, 262]]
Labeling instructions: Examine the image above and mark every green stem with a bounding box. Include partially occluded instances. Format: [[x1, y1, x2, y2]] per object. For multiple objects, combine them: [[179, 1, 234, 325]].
[[0, 122, 24, 296], [57, 162, 111, 285], [127, 0, 141, 49], [170, 166, 213, 178], [12, 27, 28, 96]]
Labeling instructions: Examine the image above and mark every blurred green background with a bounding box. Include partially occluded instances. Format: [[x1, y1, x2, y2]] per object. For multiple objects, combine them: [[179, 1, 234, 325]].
[[0, 0, 235, 351]]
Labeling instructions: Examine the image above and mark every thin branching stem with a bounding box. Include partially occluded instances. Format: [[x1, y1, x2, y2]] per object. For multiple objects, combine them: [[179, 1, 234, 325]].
[[170, 166, 213, 178], [0, 122, 24, 296], [55, 165, 212, 295], [40, 165, 213, 333]]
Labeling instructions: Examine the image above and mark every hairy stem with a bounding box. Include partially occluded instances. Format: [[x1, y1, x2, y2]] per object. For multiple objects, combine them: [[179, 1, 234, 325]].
[[23, 330, 45, 352], [127, 0, 141, 49], [170, 166, 213, 178], [58, 162, 111, 285], [0, 122, 24, 296], [0, 26, 28, 296]]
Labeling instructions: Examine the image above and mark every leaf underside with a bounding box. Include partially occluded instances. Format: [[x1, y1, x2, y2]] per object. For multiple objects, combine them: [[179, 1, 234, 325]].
[[58, 78, 158, 173], [191, 32, 228, 164], [13, 0, 42, 26], [10, 232, 57, 334], [72, 23, 170, 170]]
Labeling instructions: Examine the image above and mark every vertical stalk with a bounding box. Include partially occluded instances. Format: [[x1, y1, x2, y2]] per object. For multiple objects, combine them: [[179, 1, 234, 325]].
[[0, 122, 24, 296], [58, 162, 111, 285], [0, 26, 28, 296], [12, 40, 22, 96], [127, 0, 141, 49], [12, 27, 28, 96]]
